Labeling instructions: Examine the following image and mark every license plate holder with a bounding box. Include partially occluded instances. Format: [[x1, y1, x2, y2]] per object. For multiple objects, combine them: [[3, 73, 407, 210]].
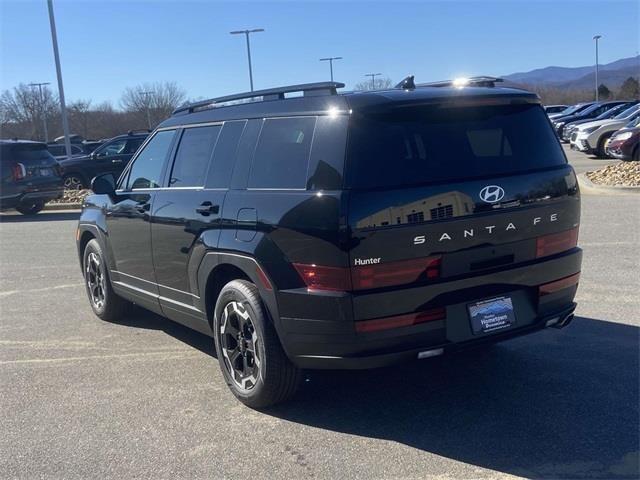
[[468, 295, 516, 335], [38, 168, 53, 176]]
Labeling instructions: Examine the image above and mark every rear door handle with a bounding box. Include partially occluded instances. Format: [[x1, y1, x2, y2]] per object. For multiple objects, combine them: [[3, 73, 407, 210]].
[[111, 159, 123, 164], [196, 201, 219, 216]]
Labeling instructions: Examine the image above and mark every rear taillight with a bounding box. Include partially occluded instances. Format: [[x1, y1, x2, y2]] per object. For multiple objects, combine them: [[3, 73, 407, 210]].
[[12, 163, 26, 181], [355, 307, 446, 333], [292, 264, 351, 292], [351, 256, 441, 290], [293, 256, 441, 292], [536, 227, 579, 258], [538, 272, 580, 296]]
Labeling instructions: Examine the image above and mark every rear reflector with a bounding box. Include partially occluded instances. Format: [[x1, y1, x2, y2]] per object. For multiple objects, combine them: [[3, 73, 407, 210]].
[[12, 163, 26, 181], [536, 227, 579, 258], [293, 256, 441, 292], [538, 272, 580, 296], [255, 265, 273, 291], [351, 256, 441, 290], [355, 307, 446, 333]]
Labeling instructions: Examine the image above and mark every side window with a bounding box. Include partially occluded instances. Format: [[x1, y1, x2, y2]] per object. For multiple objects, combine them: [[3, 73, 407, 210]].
[[101, 139, 128, 157], [248, 117, 316, 189], [207, 120, 246, 188], [169, 126, 221, 188], [124, 137, 145, 155], [125, 130, 175, 190]]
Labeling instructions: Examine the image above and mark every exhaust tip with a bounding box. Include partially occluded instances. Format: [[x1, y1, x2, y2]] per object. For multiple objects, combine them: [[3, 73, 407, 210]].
[[550, 313, 574, 329]]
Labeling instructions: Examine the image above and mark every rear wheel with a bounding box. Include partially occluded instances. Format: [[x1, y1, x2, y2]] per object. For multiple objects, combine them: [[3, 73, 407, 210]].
[[63, 173, 85, 190], [16, 200, 44, 215], [213, 279, 301, 408], [83, 239, 130, 321]]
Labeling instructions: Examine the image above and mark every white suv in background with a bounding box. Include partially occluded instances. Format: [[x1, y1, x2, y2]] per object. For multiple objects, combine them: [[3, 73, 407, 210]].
[[571, 105, 640, 157]]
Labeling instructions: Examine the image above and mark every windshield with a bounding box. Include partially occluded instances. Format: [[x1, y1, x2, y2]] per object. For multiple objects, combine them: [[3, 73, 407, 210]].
[[614, 105, 640, 119], [595, 104, 628, 120], [346, 103, 566, 189]]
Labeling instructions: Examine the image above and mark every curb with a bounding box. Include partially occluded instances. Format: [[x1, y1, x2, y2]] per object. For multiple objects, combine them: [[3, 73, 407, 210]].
[[577, 172, 640, 195], [44, 203, 82, 211]]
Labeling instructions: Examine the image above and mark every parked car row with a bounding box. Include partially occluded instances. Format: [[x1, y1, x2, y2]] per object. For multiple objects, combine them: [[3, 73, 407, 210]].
[[547, 101, 640, 160], [0, 130, 149, 214]]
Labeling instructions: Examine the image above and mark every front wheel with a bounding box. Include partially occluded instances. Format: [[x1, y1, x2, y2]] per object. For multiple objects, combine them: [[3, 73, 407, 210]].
[[213, 280, 301, 408], [63, 173, 86, 190], [596, 133, 613, 158], [83, 239, 130, 321], [16, 200, 44, 215]]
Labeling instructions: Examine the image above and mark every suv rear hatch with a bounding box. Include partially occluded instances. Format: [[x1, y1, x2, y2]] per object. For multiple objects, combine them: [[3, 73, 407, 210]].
[[344, 100, 580, 327], [2, 143, 62, 182]]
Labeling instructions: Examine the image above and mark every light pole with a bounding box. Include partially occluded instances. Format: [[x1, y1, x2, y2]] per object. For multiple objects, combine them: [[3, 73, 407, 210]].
[[46, 0, 72, 159], [230, 28, 264, 92], [365, 73, 382, 90], [593, 35, 602, 101], [28, 82, 51, 142], [320, 57, 342, 82], [141, 91, 153, 129]]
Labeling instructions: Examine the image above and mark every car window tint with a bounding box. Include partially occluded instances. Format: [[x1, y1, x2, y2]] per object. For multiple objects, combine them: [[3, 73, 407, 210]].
[[207, 120, 246, 188], [126, 130, 175, 189], [102, 139, 128, 156], [249, 117, 316, 189], [169, 126, 221, 188]]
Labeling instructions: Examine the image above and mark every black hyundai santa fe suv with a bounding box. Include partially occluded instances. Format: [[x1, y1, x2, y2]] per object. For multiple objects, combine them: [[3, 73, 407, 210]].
[[77, 78, 582, 407]]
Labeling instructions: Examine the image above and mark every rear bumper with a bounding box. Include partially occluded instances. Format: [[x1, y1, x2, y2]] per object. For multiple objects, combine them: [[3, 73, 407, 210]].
[[0, 183, 64, 209], [276, 249, 582, 369], [291, 304, 576, 369]]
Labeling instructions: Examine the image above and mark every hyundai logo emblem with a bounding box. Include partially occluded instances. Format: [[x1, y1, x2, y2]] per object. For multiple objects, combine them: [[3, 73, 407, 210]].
[[479, 185, 505, 203]]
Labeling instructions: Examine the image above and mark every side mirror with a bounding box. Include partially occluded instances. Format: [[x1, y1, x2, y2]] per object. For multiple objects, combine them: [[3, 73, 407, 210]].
[[91, 173, 116, 195]]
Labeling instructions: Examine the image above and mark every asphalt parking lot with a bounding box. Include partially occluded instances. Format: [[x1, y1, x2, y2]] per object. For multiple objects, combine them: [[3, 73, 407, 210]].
[[1, 148, 638, 479]]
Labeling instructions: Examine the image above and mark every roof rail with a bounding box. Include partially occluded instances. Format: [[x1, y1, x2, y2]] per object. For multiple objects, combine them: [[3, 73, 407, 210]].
[[417, 76, 504, 88], [127, 129, 151, 135], [173, 81, 345, 116]]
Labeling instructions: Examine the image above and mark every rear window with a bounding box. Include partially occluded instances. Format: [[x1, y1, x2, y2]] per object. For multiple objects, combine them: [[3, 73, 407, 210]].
[[346, 104, 566, 189], [2, 144, 54, 162]]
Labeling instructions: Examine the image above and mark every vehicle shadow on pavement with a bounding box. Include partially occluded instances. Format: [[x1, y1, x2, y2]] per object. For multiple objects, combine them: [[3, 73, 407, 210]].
[[267, 316, 639, 479], [0, 211, 80, 223], [115, 306, 216, 357]]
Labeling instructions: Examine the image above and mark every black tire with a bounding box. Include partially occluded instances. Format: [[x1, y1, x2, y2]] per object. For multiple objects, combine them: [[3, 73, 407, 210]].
[[63, 173, 86, 190], [633, 146, 639, 162], [83, 239, 130, 321], [596, 133, 613, 158], [16, 200, 44, 215], [213, 279, 301, 408]]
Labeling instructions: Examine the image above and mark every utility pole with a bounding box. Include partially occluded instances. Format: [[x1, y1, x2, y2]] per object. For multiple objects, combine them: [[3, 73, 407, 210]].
[[593, 35, 602, 101], [141, 91, 153, 129], [28, 82, 51, 142], [230, 28, 264, 92], [47, 0, 72, 159], [320, 57, 343, 82], [365, 73, 382, 90]]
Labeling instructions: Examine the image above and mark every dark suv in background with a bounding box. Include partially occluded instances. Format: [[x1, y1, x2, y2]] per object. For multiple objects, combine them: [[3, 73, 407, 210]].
[[77, 78, 582, 407], [1, 140, 64, 214], [59, 130, 148, 189]]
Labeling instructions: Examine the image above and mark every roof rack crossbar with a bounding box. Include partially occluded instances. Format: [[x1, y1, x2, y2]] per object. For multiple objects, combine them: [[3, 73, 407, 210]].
[[417, 76, 504, 88], [173, 81, 345, 115]]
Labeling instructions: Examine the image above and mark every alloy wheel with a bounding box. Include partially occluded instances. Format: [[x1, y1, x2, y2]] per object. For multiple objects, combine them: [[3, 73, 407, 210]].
[[86, 252, 106, 309], [219, 301, 261, 390], [64, 175, 83, 190]]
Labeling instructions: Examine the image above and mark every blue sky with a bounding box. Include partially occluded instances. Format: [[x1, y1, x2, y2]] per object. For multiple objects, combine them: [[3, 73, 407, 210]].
[[1, 0, 638, 105]]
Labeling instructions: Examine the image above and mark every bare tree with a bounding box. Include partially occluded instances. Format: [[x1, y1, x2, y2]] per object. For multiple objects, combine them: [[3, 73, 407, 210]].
[[0, 83, 58, 140], [68, 99, 92, 139], [120, 81, 186, 128], [353, 77, 393, 91]]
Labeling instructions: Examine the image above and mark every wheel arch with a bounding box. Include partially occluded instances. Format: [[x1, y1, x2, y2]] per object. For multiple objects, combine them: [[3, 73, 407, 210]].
[[198, 252, 280, 333]]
